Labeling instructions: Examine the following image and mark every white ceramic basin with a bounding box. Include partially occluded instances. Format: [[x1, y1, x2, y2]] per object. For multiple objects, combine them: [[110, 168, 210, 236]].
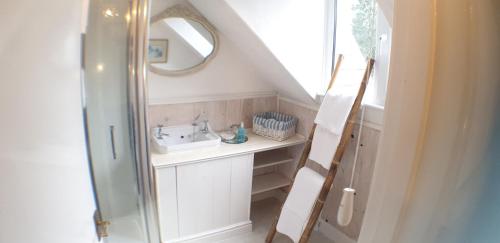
[[151, 124, 221, 153]]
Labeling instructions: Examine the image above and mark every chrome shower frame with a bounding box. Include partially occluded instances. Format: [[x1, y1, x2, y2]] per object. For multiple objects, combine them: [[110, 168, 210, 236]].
[[128, 0, 160, 242]]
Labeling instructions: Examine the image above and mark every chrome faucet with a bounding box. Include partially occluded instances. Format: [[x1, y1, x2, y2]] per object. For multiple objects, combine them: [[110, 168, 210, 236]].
[[200, 119, 209, 133], [192, 114, 201, 126], [156, 124, 170, 139], [191, 114, 201, 142], [192, 114, 209, 134]]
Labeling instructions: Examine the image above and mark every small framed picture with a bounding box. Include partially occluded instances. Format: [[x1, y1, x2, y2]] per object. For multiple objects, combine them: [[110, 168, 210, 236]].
[[148, 39, 168, 63]]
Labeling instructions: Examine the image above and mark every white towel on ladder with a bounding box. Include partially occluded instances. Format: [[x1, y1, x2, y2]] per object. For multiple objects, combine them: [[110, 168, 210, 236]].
[[276, 167, 325, 243], [309, 125, 341, 170], [309, 66, 366, 169], [314, 61, 366, 134]]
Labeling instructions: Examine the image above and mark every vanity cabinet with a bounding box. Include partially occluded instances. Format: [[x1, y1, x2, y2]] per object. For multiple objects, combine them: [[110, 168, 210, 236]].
[[153, 132, 306, 242], [155, 154, 254, 242]]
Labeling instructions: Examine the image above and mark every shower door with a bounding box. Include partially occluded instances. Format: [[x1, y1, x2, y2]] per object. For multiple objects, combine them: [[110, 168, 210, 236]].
[[82, 0, 159, 242]]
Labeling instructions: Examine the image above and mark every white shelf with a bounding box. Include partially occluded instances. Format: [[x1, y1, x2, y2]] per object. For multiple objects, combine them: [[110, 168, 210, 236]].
[[253, 150, 294, 170], [252, 173, 291, 195]]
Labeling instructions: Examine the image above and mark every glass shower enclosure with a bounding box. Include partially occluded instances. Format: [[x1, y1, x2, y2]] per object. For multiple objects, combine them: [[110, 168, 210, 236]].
[[82, 0, 159, 242]]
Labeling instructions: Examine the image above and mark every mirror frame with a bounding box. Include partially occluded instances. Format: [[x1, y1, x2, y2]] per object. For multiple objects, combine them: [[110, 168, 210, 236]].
[[149, 4, 219, 76]]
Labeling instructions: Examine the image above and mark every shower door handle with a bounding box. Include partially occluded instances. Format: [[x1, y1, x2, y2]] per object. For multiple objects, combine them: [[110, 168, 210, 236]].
[[109, 125, 117, 160]]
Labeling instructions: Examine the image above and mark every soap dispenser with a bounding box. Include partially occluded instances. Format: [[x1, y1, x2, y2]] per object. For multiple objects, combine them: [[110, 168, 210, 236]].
[[237, 122, 246, 143]]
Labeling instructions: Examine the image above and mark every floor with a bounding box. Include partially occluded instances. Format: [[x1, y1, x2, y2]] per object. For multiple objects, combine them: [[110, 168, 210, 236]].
[[106, 197, 333, 243], [106, 213, 146, 243], [218, 197, 334, 243]]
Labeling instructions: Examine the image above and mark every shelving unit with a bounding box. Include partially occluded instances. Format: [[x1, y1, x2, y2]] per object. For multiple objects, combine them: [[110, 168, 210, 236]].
[[252, 172, 291, 195], [251, 148, 295, 196], [253, 149, 294, 170]]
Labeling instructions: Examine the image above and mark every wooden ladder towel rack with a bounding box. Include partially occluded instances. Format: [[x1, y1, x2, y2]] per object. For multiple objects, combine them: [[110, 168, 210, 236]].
[[266, 56, 375, 243]]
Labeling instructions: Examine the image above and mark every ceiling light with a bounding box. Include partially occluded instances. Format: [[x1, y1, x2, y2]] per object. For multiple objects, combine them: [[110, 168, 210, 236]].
[[103, 8, 119, 18]]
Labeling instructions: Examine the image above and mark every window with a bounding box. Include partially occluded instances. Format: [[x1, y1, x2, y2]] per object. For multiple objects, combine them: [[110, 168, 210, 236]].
[[324, 0, 391, 106], [351, 0, 377, 59]]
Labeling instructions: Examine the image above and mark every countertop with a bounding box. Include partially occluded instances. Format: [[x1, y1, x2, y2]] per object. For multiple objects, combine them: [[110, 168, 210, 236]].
[[151, 132, 306, 168]]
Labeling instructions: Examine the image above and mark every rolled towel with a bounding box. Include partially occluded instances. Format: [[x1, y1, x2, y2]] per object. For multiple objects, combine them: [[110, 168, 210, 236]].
[[276, 167, 325, 242]]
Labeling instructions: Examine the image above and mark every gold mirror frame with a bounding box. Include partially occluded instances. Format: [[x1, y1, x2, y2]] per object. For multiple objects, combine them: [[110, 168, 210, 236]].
[[149, 4, 219, 76]]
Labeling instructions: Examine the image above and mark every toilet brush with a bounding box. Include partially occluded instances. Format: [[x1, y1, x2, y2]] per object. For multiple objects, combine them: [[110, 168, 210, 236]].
[[337, 106, 366, 226]]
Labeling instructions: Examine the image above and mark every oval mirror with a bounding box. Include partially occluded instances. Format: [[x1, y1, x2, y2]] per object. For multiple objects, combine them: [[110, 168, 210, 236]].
[[148, 5, 218, 76]]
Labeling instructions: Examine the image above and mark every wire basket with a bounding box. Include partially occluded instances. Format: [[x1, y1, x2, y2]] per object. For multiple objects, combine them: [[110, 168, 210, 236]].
[[252, 112, 297, 141]]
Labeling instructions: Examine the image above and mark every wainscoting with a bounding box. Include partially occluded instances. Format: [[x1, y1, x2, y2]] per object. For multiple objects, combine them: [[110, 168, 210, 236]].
[[148, 96, 277, 131]]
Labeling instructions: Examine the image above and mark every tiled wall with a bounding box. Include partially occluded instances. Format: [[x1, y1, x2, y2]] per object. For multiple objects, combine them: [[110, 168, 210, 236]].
[[277, 98, 381, 241], [148, 96, 277, 131]]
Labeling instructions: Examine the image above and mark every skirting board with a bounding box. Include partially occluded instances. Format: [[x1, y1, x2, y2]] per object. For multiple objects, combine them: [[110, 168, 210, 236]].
[[165, 221, 252, 243], [317, 219, 356, 243]]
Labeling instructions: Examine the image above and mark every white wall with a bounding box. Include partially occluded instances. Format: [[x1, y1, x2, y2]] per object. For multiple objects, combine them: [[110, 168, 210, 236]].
[[0, 1, 97, 243], [224, 0, 327, 98], [393, 0, 500, 242], [148, 1, 275, 105], [357, 0, 436, 241], [359, 0, 500, 242], [148, 32, 275, 104], [189, 0, 318, 106]]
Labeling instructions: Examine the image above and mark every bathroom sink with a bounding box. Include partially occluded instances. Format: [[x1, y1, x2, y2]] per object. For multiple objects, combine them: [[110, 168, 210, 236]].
[[151, 124, 221, 153]]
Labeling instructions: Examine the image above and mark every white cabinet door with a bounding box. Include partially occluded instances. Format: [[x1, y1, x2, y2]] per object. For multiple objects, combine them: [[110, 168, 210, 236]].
[[155, 167, 179, 241], [177, 158, 231, 236], [176, 154, 254, 237], [230, 154, 254, 224]]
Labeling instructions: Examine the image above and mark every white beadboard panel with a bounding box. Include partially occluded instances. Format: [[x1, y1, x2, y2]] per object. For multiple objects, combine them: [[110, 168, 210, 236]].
[[156, 167, 179, 240], [229, 154, 254, 224], [156, 154, 254, 242], [196, 161, 214, 233], [177, 158, 232, 237], [177, 162, 204, 236], [211, 159, 232, 229]]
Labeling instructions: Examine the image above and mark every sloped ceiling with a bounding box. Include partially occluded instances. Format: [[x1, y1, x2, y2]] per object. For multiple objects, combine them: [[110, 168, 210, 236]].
[[189, 0, 318, 106]]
